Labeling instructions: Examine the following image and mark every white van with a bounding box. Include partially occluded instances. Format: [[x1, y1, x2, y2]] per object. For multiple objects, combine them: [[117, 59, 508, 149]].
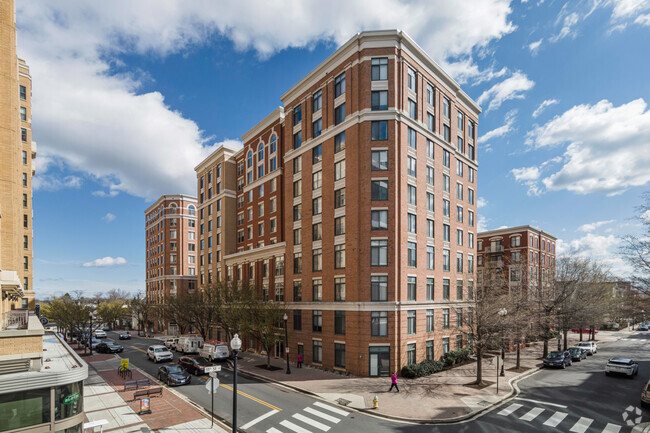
[[177, 336, 203, 354], [199, 343, 230, 361], [165, 337, 179, 350]]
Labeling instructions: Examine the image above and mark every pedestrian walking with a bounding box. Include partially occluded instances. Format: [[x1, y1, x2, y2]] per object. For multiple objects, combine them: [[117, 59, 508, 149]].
[[297, 354, 303, 368], [388, 372, 399, 392]]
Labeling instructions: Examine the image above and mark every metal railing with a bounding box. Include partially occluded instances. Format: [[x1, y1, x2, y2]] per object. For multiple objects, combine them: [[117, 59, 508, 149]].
[[2, 309, 29, 330], [486, 245, 504, 253]]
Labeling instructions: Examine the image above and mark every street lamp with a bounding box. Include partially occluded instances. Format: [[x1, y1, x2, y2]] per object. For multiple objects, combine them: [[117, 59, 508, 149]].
[[557, 307, 562, 351], [89, 312, 95, 356], [230, 333, 242, 433], [498, 308, 507, 377], [283, 313, 291, 375]]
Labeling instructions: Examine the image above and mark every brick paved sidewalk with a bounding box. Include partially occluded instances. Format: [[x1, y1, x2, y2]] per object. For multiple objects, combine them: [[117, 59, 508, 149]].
[[235, 330, 624, 421]]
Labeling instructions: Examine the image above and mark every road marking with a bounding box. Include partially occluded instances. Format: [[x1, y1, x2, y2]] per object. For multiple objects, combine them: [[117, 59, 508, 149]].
[[515, 398, 568, 408], [520, 407, 544, 421], [497, 403, 523, 416], [569, 417, 593, 433], [267, 428, 283, 433], [279, 420, 312, 433], [303, 407, 341, 424], [130, 346, 147, 354], [219, 383, 282, 412], [292, 413, 330, 431], [313, 402, 349, 417], [543, 411, 568, 427], [241, 409, 279, 430], [602, 423, 621, 433]]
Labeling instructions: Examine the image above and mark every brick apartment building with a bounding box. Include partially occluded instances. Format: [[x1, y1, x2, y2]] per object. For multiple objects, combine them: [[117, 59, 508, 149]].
[[195, 30, 481, 376], [477, 225, 556, 302], [144, 195, 198, 334]]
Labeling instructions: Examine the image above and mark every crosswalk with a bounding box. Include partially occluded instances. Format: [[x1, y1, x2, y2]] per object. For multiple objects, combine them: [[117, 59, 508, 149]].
[[264, 401, 349, 433], [497, 401, 621, 432]]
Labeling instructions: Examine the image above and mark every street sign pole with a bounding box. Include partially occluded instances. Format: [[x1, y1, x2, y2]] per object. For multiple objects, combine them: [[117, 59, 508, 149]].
[[211, 377, 214, 428]]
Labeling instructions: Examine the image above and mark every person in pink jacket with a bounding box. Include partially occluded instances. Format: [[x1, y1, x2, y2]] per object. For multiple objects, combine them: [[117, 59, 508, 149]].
[[389, 372, 399, 392], [297, 354, 303, 368]]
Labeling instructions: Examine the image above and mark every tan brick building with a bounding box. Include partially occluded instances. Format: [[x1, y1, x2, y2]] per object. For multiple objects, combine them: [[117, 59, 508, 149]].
[[144, 195, 198, 334], [197, 30, 481, 376]]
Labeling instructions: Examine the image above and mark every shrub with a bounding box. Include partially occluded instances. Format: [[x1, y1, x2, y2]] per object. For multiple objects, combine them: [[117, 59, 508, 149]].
[[401, 359, 444, 378]]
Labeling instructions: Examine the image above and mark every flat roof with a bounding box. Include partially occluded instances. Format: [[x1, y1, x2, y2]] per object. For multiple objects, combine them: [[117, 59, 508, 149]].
[[478, 225, 557, 240]]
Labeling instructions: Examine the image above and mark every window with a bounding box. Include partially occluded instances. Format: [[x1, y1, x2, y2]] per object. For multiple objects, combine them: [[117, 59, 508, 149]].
[[456, 308, 463, 328], [371, 180, 388, 200], [407, 156, 417, 177], [457, 229, 463, 246], [313, 89, 322, 112], [468, 210, 474, 227], [427, 246, 435, 270], [313, 197, 322, 215], [427, 310, 434, 332], [468, 120, 475, 140], [457, 206, 463, 223], [371, 150, 388, 171], [335, 103, 346, 125], [457, 252, 464, 273], [468, 255, 474, 273], [443, 97, 450, 118], [371, 120, 388, 140], [22, 173, 27, 187], [443, 249, 450, 271], [294, 252, 302, 273], [293, 310, 302, 330], [371, 57, 388, 81], [407, 311, 416, 335], [456, 334, 463, 349], [427, 193, 434, 212], [427, 83, 434, 105], [443, 125, 450, 142], [335, 131, 345, 152], [313, 340, 322, 363], [407, 67, 416, 91], [335, 216, 345, 235], [467, 306, 474, 325], [426, 278, 434, 301], [468, 189, 474, 205], [20, 85, 26, 100], [442, 151, 450, 169], [335, 160, 346, 180], [23, 256, 28, 270], [335, 343, 346, 368], [407, 242, 417, 267], [312, 279, 323, 301], [427, 140, 434, 159], [427, 219, 434, 238], [511, 236, 521, 247], [409, 99, 416, 119], [443, 174, 450, 192], [293, 228, 302, 245], [335, 244, 346, 269], [294, 105, 302, 125], [335, 311, 346, 335], [293, 157, 302, 174], [313, 223, 322, 241], [407, 213, 417, 233], [293, 131, 302, 150], [457, 137, 464, 154], [443, 224, 450, 242], [371, 275, 388, 301], [313, 118, 322, 138], [426, 340, 434, 360], [335, 72, 346, 97], [371, 239, 388, 266], [293, 180, 302, 197], [21, 128, 26, 142], [469, 143, 475, 160], [293, 281, 302, 301], [408, 127, 417, 149], [312, 171, 322, 190], [293, 204, 302, 221], [372, 91, 388, 110], [407, 185, 416, 205], [312, 248, 322, 271], [371, 210, 388, 230], [22, 150, 27, 164], [20, 106, 26, 121], [427, 113, 434, 131], [407, 276, 416, 301], [457, 280, 463, 300], [312, 310, 323, 332], [335, 188, 345, 208], [335, 277, 346, 301], [443, 309, 450, 330], [426, 166, 434, 185], [371, 311, 388, 336], [457, 111, 464, 131]]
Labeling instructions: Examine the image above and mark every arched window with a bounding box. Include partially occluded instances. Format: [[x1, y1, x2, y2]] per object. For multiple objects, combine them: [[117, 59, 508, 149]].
[[258, 143, 264, 161], [247, 151, 253, 168], [169, 203, 178, 214], [270, 135, 277, 153], [188, 204, 196, 216]]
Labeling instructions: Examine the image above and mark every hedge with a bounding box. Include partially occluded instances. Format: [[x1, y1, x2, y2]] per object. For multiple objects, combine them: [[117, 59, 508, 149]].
[[401, 348, 473, 379]]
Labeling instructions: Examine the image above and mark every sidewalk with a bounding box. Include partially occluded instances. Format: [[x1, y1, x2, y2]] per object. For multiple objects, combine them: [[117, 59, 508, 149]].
[[235, 330, 625, 421], [81, 351, 228, 433]]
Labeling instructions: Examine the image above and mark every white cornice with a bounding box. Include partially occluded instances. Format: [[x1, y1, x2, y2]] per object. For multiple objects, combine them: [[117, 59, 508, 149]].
[[224, 242, 286, 265], [145, 195, 197, 214], [194, 145, 239, 173]]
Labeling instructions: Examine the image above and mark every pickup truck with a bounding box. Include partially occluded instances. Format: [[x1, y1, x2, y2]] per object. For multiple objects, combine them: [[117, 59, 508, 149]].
[[606, 357, 638, 378]]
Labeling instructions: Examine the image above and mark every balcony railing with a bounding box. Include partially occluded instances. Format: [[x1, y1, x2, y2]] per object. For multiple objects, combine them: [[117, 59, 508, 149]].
[[2, 310, 29, 331], [486, 245, 504, 253]]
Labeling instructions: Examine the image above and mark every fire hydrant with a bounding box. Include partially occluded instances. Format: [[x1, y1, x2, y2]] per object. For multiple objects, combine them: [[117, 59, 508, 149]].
[[373, 395, 378, 409]]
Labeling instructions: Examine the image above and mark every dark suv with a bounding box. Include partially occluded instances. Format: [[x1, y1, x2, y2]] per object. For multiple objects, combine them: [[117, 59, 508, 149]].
[[543, 351, 572, 369]]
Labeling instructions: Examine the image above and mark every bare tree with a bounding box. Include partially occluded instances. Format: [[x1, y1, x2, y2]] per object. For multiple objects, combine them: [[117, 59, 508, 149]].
[[249, 301, 286, 369], [130, 294, 152, 336], [620, 192, 650, 295]]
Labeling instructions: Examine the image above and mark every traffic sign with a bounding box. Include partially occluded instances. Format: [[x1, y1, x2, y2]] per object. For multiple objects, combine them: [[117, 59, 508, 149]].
[[204, 365, 221, 373], [209, 372, 217, 378], [205, 378, 219, 394], [121, 359, 129, 370]]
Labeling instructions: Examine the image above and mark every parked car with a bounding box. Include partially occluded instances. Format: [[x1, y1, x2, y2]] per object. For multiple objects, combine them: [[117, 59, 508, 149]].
[[85, 337, 101, 349], [571, 328, 599, 334], [543, 351, 572, 369], [199, 342, 230, 361], [568, 347, 588, 361], [178, 356, 217, 375], [119, 331, 131, 340], [158, 364, 191, 386], [165, 338, 179, 350], [147, 345, 174, 363], [641, 379, 650, 407], [639, 325, 649, 331], [94, 330, 107, 338], [577, 341, 598, 355], [102, 326, 111, 331], [177, 336, 204, 354], [606, 357, 638, 378], [96, 342, 124, 353]]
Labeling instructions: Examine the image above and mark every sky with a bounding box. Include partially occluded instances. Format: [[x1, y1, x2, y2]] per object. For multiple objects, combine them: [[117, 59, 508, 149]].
[[15, 0, 650, 299]]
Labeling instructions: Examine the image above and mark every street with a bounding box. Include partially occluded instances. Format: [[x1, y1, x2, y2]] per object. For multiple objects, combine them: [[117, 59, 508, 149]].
[[104, 331, 650, 432]]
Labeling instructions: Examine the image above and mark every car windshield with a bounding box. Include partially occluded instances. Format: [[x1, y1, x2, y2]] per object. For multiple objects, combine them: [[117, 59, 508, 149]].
[[578, 343, 589, 346], [106, 342, 118, 346], [195, 357, 210, 364], [154, 347, 166, 352], [167, 366, 183, 374], [568, 348, 579, 353], [547, 352, 563, 359], [610, 360, 632, 366]]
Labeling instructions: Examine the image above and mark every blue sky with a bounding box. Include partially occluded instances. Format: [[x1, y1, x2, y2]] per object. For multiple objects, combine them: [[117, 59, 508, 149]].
[[15, 0, 650, 298]]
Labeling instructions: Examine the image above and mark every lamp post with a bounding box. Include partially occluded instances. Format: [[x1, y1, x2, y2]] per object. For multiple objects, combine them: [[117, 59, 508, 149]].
[[557, 307, 562, 351], [89, 312, 95, 356], [498, 308, 507, 377], [230, 333, 242, 433], [283, 313, 291, 375]]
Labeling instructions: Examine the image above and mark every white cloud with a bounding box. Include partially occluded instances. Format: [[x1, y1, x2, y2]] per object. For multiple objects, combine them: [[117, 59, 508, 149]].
[[33, 175, 82, 192], [82, 256, 127, 268], [635, 13, 650, 24], [556, 233, 631, 277], [642, 209, 650, 223], [477, 71, 535, 112], [17, 1, 517, 200], [102, 213, 116, 223], [93, 190, 120, 198], [477, 214, 489, 232], [510, 166, 542, 195], [532, 99, 559, 118], [551, 11, 581, 41], [578, 219, 615, 232], [479, 110, 517, 150], [610, 0, 650, 21], [477, 197, 488, 208], [528, 39, 543, 54], [526, 98, 650, 195]]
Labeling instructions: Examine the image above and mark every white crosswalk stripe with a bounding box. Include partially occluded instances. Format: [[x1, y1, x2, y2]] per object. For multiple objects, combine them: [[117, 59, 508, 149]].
[[520, 407, 544, 421], [313, 402, 350, 417], [303, 407, 342, 424], [280, 420, 313, 433], [265, 402, 346, 433], [569, 416, 593, 433], [267, 428, 283, 433], [497, 403, 523, 416], [292, 413, 331, 431], [602, 423, 621, 433], [543, 411, 568, 427]]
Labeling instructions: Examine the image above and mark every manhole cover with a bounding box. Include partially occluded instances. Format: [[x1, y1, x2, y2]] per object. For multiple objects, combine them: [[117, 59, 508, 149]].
[[336, 398, 351, 406]]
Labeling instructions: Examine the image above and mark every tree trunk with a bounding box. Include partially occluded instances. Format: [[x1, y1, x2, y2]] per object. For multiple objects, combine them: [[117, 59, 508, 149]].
[[475, 347, 483, 385], [516, 344, 521, 369], [579, 329, 583, 341], [267, 349, 271, 369], [542, 339, 549, 358], [563, 330, 568, 351]]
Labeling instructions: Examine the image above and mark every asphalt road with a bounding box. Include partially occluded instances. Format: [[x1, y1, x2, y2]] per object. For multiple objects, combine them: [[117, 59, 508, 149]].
[[103, 330, 650, 432]]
